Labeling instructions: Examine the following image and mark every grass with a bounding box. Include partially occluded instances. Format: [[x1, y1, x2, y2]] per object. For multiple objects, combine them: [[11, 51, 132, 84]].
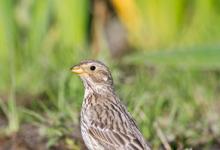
[[124, 45, 220, 69], [0, 45, 220, 149], [116, 64, 220, 149], [0, 97, 20, 135]]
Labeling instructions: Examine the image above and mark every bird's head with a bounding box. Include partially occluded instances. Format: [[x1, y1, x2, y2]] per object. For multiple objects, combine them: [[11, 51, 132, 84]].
[[71, 60, 114, 92]]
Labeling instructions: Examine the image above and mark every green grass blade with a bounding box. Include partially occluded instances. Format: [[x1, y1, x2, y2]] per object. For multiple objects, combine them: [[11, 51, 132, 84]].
[[124, 46, 220, 69], [54, 0, 89, 47]]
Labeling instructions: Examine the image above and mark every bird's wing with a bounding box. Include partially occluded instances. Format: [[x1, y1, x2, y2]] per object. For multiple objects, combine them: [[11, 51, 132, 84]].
[[86, 95, 151, 149], [88, 123, 145, 149]]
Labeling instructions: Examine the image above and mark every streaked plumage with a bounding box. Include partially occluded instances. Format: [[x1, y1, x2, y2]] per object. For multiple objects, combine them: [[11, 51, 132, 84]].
[[71, 60, 151, 150]]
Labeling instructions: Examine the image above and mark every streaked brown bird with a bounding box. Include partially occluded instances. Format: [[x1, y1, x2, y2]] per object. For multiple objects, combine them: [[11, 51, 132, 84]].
[[71, 60, 151, 150]]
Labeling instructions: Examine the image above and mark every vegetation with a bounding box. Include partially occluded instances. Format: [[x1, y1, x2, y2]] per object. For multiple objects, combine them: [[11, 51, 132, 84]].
[[0, 0, 220, 149]]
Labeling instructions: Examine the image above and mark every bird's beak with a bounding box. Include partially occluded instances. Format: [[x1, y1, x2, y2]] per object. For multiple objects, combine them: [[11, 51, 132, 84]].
[[71, 65, 85, 74]]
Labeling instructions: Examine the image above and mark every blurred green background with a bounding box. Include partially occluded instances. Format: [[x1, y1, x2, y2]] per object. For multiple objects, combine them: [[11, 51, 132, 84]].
[[0, 0, 220, 149]]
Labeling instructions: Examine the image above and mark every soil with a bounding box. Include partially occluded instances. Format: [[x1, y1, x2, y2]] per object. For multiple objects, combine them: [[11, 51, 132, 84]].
[[0, 123, 87, 150]]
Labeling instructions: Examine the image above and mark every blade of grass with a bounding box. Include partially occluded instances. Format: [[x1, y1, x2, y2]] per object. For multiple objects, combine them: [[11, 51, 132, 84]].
[[0, 0, 16, 90], [54, 0, 89, 48], [123, 45, 220, 69], [27, 0, 51, 60]]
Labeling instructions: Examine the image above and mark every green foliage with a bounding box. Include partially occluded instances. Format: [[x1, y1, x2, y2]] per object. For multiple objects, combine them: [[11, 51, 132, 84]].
[[119, 0, 220, 48], [124, 45, 220, 69], [116, 65, 220, 149], [0, 0, 220, 149], [0, 97, 20, 135]]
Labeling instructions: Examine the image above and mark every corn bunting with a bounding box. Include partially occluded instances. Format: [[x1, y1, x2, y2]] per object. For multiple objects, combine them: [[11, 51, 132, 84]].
[[71, 60, 151, 150]]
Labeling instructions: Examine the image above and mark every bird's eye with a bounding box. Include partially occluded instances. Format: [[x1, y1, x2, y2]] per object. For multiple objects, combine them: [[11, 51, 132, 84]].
[[90, 65, 96, 71]]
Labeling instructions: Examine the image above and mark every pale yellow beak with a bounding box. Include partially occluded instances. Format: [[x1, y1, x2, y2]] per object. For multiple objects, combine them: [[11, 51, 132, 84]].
[[71, 66, 85, 74]]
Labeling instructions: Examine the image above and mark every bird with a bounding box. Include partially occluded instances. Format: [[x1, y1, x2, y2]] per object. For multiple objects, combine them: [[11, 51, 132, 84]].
[[71, 60, 151, 150]]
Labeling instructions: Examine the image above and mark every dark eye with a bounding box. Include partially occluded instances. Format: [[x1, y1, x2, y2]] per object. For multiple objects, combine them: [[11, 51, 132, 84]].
[[90, 65, 96, 71]]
